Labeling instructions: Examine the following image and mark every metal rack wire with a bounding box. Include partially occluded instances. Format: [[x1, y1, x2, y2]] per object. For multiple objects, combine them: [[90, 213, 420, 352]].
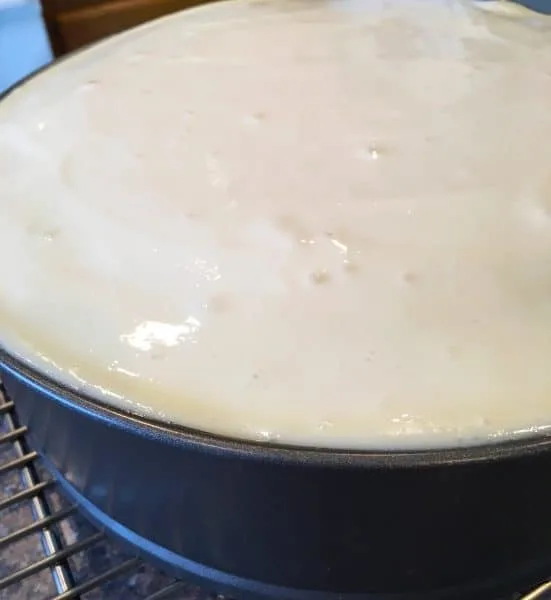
[[2, 386, 551, 600], [0, 387, 208, 600]]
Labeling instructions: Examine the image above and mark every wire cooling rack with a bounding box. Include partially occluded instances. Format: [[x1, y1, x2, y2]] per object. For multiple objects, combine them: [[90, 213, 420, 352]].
[[0, 386, 215, 600], [2, 386, 551, 600]]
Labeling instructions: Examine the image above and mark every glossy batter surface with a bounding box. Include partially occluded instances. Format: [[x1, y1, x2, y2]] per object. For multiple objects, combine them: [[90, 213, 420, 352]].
[[1, 0, 551, 449]]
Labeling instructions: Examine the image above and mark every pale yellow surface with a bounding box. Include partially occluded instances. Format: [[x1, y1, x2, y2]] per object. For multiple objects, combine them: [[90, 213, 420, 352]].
[[1, 0, 551, 448]]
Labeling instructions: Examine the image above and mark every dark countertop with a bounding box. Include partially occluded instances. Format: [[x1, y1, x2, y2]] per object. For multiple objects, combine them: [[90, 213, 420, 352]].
[[0, 423, 212, 600]]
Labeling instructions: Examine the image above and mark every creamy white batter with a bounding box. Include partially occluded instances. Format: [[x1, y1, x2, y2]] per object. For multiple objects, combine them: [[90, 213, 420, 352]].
[[1, 0, 551, 449]]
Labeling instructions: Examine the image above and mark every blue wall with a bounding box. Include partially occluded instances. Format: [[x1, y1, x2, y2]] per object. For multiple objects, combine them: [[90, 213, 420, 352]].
[[0, 0, 52, 94]]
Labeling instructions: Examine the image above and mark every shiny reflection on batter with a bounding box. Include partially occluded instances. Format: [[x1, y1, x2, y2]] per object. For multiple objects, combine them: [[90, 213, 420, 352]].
[[120, 317, 202, 352]]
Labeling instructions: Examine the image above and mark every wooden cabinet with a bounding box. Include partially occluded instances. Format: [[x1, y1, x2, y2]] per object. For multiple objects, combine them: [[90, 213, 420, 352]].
[[40, 0, 215, 56]]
